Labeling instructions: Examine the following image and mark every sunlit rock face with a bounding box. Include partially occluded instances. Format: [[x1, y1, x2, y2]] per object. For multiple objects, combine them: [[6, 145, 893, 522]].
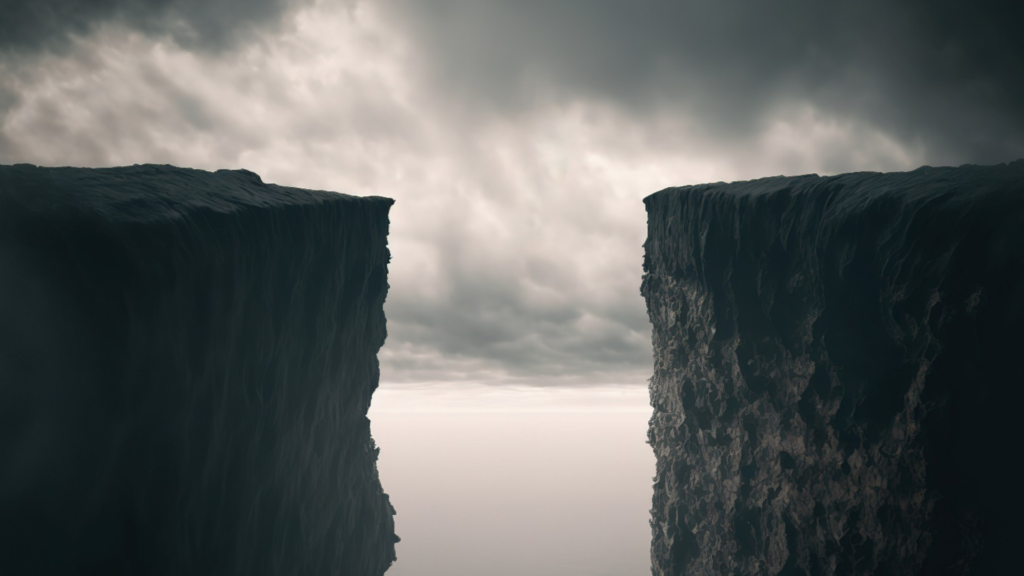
[[642, 162, 1024, 576], [0, 165, 397, 575]]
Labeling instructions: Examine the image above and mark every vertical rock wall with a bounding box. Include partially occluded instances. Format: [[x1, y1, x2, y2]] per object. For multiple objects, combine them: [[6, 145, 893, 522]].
[[642, 162, 1024, 575], [0, 165, 397, 575]]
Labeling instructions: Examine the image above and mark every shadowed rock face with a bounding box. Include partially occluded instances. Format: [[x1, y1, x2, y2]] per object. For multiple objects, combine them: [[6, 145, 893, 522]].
[[642, 162, 1024, 576], [0, 165, 397, 576]]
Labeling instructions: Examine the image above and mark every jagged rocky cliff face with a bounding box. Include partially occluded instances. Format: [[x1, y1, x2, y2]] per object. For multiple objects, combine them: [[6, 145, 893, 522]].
[[0, 165, 397, 575], [642, 162, 1024, 576]]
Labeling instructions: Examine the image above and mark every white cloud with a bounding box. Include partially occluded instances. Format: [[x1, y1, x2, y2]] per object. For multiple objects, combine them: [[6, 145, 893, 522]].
[[0, 0, 928, 387]]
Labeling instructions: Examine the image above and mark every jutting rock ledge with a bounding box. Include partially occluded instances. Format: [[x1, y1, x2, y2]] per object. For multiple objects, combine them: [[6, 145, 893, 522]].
[[0, 165, 397, 575], [643, 161, 1024, 575]]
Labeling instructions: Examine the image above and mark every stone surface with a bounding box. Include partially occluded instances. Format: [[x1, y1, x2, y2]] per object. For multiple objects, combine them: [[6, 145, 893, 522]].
[[0, 164, 397, 575], [642, 162, 1024, 575]]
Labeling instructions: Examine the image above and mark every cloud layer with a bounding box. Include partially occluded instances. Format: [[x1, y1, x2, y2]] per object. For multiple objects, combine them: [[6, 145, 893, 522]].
[[382, 0, 1024, 165], [1, 0, 1021, 386], [0, 0, 314, 53]]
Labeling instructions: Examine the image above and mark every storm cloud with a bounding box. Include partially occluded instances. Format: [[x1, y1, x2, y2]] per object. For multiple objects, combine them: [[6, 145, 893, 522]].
[[1, 0, 1022, 386], [382, 0, 1024, 165], [0, 0, 317, 53]]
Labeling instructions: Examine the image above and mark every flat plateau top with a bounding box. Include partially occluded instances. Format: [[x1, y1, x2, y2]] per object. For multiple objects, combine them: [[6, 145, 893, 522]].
[[646, 160, 1024, 206], [0, 164, 392, 224]]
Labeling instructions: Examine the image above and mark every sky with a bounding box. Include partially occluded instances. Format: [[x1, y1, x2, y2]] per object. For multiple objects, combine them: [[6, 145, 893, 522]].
[[2, 0, 1023, 388]]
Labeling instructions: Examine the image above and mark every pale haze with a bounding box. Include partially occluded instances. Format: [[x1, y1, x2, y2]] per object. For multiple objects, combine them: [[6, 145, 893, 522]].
[[369, 385, 653, 575], [2, 0, 1022, 574]]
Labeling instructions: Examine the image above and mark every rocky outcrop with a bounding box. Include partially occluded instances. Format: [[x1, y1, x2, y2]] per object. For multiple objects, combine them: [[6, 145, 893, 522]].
[[0, 165, 397, 575], [642, 162, 1024, 575]]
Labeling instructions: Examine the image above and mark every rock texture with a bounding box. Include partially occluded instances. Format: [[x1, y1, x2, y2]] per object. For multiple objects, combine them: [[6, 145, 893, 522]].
[[0, 165, 397, 575], [642, 162, 1024, 575]]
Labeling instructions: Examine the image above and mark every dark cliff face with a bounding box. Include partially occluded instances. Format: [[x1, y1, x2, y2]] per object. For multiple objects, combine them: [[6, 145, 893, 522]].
[[0, 165, 397, 575], [642, 162, 1024, 576]]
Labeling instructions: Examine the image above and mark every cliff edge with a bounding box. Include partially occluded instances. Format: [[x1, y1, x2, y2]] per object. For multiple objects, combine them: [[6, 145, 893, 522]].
[[643, 161, 1024, 575], [0, 165, 397, 575]]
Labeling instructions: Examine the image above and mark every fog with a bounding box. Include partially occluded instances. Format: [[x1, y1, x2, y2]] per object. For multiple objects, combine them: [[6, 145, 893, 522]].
[[369, 384, 654, 575]]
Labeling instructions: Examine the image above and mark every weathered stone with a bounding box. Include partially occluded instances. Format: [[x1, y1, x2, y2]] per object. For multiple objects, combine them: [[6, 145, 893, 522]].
[[643, 162, 1024, 575], [0, 165, 397, 575]]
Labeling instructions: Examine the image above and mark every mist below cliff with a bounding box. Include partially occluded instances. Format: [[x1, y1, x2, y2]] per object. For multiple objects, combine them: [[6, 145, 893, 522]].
[[369, 383, 653, 576]]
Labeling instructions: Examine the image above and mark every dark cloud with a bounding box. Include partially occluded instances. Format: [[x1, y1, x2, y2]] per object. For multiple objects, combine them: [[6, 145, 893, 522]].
[[384, 264, 649, 383], [0, 0, 315, 53], [4, 1, 1021, 387], [381, 0, 1024, 165]]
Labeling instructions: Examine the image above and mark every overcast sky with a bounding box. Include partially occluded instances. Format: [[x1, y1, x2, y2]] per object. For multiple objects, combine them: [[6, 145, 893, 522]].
[[2, 0, 1022, 387]]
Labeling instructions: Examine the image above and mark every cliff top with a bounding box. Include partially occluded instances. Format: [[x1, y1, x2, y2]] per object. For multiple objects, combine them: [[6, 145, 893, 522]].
[[0, 164, 393, 224], [645, 160, 1024, 205]]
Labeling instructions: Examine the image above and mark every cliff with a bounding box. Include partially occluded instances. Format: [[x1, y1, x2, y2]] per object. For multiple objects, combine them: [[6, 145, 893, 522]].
[[642, 162, 1024, 575], [0, 165, 397, 575]]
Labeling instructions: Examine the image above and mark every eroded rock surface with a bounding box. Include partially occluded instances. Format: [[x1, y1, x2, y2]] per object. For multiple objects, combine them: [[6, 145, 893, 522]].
[[0, 165, 397, 575], [643, 162, 1024, 575]]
